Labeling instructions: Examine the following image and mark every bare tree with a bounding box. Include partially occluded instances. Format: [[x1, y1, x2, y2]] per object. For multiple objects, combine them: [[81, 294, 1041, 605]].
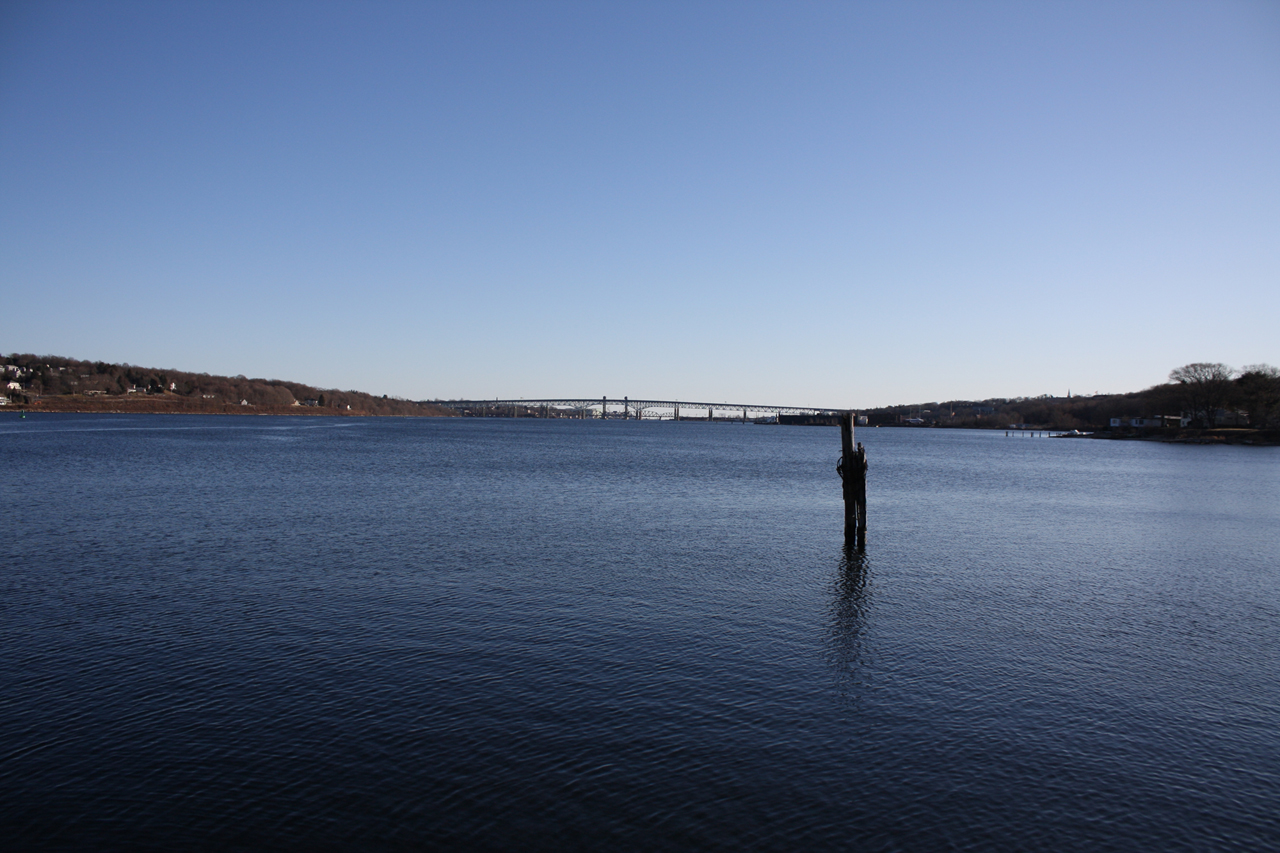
[[1236, 364, 1280, 428], [1169, 363, 1236, 427]]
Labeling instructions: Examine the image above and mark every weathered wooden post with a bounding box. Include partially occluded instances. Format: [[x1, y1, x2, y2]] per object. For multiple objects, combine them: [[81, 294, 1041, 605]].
[[838, 411, 867, 549], [839, 411, 856, 544], [854, 441, 867, 541]]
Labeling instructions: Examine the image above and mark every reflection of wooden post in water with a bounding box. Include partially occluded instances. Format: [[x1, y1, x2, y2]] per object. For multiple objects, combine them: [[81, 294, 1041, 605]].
[[838, 411, 867, 549]]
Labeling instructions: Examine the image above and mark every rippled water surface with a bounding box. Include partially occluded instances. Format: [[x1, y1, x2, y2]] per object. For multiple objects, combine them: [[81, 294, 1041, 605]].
[[2, 414, 1278, 851]]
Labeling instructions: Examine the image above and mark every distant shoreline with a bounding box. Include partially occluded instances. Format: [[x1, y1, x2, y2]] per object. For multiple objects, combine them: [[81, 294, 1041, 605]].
[[8, 404, 1277, 444]]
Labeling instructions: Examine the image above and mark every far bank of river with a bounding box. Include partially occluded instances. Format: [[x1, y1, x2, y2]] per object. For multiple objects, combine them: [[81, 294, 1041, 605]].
[[6, 394, 457, 417]]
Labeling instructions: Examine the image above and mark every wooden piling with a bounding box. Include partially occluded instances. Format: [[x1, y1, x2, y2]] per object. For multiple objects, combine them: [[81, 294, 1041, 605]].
[[839, 411, 867, 549]]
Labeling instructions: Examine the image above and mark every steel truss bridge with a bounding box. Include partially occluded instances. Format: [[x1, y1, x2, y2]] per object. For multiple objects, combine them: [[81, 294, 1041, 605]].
[[436, 397, 843, 421]]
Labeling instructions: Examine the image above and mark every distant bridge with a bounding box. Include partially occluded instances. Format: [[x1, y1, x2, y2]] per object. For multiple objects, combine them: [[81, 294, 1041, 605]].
[[435, 397, 844, 421]]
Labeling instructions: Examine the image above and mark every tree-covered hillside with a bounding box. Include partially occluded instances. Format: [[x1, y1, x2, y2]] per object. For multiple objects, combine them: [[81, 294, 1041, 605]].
[[1, 354, 456, 417], [859, 362, 1279, 430]]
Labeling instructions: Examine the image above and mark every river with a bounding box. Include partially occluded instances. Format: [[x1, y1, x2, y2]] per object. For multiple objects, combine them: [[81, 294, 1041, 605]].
[[1, 414, 1277, 850]]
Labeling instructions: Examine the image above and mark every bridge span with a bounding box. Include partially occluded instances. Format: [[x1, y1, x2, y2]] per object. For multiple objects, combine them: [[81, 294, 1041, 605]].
[[435, 397, 844, 421]]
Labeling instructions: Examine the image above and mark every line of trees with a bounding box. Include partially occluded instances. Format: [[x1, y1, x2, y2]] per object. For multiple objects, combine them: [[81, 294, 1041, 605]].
[[1169, 362, 1280, 428], [857, 362, 1280, 431]]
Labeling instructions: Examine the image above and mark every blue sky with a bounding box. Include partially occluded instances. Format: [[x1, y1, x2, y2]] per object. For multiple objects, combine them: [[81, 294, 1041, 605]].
[[2, 1, 1277, 408]]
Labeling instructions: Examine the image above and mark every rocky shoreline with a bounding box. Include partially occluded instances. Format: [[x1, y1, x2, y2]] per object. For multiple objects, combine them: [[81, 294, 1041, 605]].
[[1084, 428, 1279, 446]]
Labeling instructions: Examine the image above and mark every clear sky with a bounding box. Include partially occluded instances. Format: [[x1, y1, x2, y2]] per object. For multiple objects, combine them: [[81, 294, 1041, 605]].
[[2, 1, 1277, 408]]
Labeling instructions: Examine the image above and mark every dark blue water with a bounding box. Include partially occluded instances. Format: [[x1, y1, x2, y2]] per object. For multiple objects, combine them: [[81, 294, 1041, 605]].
[[2, 414, 1277, 851]]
